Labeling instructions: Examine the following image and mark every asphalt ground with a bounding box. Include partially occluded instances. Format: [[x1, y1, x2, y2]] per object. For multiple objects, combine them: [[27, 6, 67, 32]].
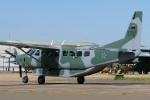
[[0, 72, 150, 100]]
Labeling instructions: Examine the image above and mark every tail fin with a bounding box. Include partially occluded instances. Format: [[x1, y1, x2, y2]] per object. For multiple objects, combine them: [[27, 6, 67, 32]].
[[104, 11, 143, 51]]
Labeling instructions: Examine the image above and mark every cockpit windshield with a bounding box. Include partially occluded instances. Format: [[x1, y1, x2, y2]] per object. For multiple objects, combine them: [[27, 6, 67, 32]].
[[28, 49, 36, 55]]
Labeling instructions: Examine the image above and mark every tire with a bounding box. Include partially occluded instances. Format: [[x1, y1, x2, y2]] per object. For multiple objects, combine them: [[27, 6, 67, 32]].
[[138, 70, 142, 74], [38, 76, 45, 84], [77, 76, 85, 84], [143, 69, 148, 74], [22, 76, 28, 83]]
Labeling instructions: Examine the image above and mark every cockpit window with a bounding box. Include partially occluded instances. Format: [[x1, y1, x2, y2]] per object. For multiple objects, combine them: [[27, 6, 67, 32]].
[[27, 49, 32, 54], [29, 49, 36, 55], [35, 50, 40, 56]]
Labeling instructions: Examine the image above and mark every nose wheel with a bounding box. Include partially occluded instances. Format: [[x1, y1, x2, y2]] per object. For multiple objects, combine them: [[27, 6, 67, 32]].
[[22, 76, 28, 83], [22, 69, 28, 83], [77, 76, 85, 84], [38, 76, 45, 84]]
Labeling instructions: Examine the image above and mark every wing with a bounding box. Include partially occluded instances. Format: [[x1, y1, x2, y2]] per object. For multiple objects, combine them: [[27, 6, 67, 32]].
[[0, 41, 59, 50]]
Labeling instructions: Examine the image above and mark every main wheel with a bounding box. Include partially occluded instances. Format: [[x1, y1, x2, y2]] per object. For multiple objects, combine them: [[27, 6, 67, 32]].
[[22, 76, 28, 83], [77, 76, 85, 84], [38, 76, 45, 84]]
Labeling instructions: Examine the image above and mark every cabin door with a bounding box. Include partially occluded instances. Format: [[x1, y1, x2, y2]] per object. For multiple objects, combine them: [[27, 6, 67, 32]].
[[41, 49, 59, 68]]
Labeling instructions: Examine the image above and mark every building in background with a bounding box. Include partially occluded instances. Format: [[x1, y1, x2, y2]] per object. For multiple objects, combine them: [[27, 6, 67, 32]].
[[0, 45, 25, 71]]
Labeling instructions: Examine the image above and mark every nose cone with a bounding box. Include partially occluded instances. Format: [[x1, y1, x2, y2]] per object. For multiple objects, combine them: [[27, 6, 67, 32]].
[[15, 55, 20, 65], [15, 54, 25, 66]]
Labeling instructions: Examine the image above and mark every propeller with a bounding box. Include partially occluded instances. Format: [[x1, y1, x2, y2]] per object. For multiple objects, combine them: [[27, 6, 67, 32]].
[[19, 66, 22, 78], [5, 50, 16, 58], [5, 60, 16, 64], [4, 50, 22, 77], [3, 49, 23, 78]]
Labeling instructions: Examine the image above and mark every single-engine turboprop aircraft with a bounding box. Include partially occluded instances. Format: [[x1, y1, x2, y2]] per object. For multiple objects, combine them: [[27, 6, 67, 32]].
[[0, 11, 142, 84]]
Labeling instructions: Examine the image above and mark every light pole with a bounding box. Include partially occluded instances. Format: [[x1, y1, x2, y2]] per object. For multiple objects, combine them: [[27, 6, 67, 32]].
[[0, 55, 4, 71], [8, 57, 10, 71], [3, 57, 4, 71]]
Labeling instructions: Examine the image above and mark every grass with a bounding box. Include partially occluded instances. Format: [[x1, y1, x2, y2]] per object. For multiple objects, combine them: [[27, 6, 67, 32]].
[[113, 75, 150, 81], [115, 77, 150, 81]]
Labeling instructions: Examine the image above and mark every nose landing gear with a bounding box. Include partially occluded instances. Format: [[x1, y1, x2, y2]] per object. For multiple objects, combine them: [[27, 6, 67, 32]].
[[22, 76, 28, 83], [22, 69, 28, 83]]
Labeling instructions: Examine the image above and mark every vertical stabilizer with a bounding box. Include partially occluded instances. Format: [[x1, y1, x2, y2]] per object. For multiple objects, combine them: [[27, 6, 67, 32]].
[[104, 11, 143, 51], [122, 11, 142, 50]]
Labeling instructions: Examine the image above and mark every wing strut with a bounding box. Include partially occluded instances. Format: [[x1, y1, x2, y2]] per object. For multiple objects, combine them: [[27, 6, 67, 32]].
[[18, 48, 41, 63]]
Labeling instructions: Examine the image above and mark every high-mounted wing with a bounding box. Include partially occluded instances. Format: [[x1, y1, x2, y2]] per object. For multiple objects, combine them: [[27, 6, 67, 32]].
[[0, 41, 59, 50]]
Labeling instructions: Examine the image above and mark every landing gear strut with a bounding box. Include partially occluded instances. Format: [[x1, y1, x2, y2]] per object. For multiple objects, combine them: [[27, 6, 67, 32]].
[[38, 76, 45, 84], [22, 69, 28, 83], [77, 76, 85, 84]]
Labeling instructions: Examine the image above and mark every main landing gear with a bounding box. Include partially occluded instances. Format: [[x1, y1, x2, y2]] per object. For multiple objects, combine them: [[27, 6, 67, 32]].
[[38, 76, 45, 84], [77, 76, 85, 84]]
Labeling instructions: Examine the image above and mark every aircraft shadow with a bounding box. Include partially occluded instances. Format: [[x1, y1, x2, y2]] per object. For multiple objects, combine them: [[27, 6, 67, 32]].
[[44, 82, 150, 86], [0, 82, 150, 86]]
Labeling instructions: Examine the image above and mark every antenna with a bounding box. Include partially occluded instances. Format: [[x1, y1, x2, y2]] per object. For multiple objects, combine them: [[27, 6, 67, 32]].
[[61, 40, 66, 45], [51, 40, 54, 45], [8, 32, 11, 51]]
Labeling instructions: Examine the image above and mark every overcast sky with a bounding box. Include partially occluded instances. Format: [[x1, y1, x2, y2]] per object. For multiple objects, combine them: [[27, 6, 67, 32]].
[[0, 0, 150, 47]]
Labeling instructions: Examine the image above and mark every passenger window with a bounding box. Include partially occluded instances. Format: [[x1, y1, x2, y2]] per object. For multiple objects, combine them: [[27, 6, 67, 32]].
[[69, 51, 75, 56], [84, 51, 90, 57], [55, 50, 59, 56], [35, 50, 40, 56], [77, 51, 82, 57], [63, 51, 68, 56], [48, 52, 52, 56]]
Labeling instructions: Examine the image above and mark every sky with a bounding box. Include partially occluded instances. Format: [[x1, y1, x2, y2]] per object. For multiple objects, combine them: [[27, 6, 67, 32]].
[[0, 0, 150, 47]]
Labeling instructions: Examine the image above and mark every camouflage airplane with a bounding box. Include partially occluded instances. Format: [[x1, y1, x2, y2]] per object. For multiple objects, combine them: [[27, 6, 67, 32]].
[[0, 11, 142, 84]]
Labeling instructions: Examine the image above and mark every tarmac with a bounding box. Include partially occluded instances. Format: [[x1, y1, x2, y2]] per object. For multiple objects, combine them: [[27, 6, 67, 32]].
[[1, 72, 150, 100]]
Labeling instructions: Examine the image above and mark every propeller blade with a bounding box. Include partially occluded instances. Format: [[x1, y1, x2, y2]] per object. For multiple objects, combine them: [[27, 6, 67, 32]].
[[5, 60, 16, 63], [19, 66, 22, 78], [5, 50, 16, 58]]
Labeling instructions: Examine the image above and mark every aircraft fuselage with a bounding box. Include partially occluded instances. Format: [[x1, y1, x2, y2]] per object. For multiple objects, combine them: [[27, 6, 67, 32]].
[[15, 45, 136, 77]]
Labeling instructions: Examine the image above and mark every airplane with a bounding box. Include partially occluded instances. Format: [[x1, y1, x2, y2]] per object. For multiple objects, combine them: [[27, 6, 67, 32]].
[[126, 49, 150, 74], [0, 11, 142, 84]]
